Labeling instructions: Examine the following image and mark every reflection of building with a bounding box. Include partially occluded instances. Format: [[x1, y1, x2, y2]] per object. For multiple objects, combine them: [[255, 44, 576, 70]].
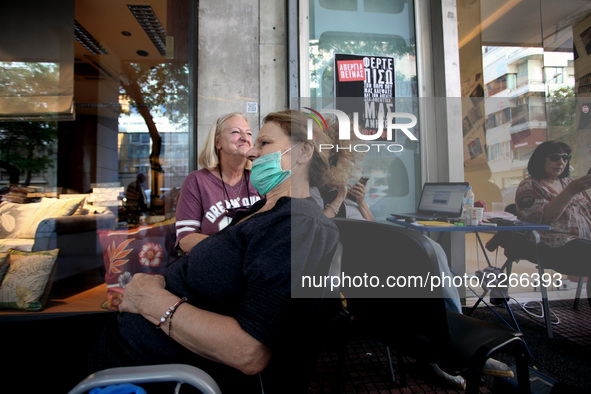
[[117, 110, 188, 201], [483, 47, 574, 194]]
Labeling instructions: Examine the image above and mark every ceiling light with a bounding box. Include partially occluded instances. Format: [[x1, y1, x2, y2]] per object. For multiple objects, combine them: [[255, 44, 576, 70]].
[[74, 20, 108, 55], [127, 5, 167, 56]]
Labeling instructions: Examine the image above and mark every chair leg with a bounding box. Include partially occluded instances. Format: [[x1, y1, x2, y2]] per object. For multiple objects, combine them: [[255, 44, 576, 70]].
[[573, 276, 584, 310], [514, 350, 531, 394], [395, 352, 407, 387], [530, 231, 554, 338], [536, 265, 554, 338], [467, 258, 514, 317], [384, 345, 408, 387], [332, 338, 346, 393], [464, 366, 483, 394], [385, 346, 396, 382], [466, 288, 489, 316]]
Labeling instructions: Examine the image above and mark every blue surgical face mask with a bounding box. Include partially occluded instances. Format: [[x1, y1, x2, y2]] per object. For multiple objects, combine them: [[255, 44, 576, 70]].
[[250, 143, 300, 196]]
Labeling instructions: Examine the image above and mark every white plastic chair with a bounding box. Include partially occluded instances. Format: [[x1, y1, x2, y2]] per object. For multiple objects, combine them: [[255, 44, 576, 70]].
[[68, 364, 221, 394]]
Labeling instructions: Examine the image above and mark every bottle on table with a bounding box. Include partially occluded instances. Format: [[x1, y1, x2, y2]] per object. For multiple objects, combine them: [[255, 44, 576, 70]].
[[462, 186, 475, 223]]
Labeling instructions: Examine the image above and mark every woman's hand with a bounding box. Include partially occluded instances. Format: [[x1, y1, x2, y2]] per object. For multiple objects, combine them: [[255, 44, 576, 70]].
[[347, 181, 367, 204], [347, 181, 375, 221], [542, 174, 591, 223], [565, 174, 591, 196], [119, 273, 167, 315], [335, 184, 347, 204]]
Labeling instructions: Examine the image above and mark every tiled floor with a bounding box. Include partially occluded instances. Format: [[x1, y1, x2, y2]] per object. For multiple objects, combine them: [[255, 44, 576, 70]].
[[515, 297, 591, 349], [307, 230, 591, 394], [309, 297, 591, 393], [310, 337, 492, 393]]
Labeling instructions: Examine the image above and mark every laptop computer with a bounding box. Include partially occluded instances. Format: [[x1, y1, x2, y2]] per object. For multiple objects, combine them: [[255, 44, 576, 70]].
[[391, 182, 469, 221]]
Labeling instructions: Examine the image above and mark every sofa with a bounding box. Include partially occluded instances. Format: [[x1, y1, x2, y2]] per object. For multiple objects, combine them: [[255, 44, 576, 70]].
[[0, 196, 116, 281]]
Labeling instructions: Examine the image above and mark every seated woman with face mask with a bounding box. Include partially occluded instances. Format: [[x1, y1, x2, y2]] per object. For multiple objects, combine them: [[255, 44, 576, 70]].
[[88, 110, 339, 393]]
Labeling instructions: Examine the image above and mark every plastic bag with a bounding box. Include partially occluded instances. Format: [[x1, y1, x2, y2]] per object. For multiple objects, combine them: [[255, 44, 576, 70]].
[[89, 383, 147, 394]]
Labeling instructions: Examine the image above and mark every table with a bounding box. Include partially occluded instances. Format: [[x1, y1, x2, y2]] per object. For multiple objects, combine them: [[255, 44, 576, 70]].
[[385, 217, 550, 270], [386, 217, 552, 336], [385, 217, 550, 295]]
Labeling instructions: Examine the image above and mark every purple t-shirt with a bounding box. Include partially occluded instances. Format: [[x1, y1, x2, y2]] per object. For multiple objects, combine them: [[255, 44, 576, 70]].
[[175, 168, 261, 245]]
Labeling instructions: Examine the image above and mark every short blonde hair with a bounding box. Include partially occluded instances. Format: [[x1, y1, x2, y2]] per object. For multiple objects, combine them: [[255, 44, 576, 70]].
[[198, 112, 252, 170]]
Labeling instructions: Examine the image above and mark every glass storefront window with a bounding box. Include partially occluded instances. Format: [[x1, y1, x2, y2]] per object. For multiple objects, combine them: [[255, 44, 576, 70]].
[[305, 0, 420, 220], [456, 0, 591, 297], [458, 1, 591, 209], [0, 0, 194, 315]]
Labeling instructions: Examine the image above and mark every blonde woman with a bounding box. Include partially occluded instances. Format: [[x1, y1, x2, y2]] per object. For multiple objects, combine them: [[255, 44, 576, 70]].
[[309, 116, 374, 221], [175, 113, 261, 253]]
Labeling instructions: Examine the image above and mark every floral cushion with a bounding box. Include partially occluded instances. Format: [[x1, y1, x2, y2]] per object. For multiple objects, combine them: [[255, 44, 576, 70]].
[[98, 218, 179, 310], [0, 249, 59, 311], [0, 253, 9, 282]]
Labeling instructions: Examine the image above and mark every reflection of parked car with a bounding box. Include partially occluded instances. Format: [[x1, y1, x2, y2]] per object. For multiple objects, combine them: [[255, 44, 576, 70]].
[[367, 185, 388, 207]]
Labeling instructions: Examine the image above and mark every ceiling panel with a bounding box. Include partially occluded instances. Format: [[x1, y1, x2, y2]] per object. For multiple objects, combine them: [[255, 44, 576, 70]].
[[74, 0, 167, 73], [462, 0, 591, 50]]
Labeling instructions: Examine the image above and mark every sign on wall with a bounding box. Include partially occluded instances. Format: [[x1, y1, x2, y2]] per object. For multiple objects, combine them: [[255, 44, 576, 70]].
[[334, 53, 395, 140]]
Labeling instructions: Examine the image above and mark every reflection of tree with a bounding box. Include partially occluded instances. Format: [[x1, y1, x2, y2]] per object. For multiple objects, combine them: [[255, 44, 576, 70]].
[[547, 87, 576, 148], [119, 62, 189, 210], [0, 62, 59, 102], [0, 63, 59, 186], [121, 63, 190, 125], [548, 87, 575, 127], [0, 121, 57, 185]]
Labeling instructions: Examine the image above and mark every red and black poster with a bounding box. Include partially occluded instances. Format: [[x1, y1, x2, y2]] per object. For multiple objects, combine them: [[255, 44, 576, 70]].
[[334, 53, 395, 140]]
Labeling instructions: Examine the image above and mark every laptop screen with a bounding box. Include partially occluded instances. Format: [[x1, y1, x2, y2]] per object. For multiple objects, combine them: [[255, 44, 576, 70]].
[[417, 182, 468, 216]]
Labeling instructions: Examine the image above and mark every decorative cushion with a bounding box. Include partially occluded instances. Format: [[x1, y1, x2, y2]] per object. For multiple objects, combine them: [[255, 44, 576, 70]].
[[41, 196, 85, 216], [19, 196, 86, 239], [59, 194, 89, 215], [0, 253, 9, 283], [98, 218, 179, 310], [0, 201, 43, 239], [0, 239, 35, 253], [0, 249, 59, 311]]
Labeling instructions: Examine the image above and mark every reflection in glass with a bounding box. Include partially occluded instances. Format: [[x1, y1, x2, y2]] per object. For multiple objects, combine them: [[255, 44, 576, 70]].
[[458, 0, 591, 207], [307, 0, 419, 220], [118, 62, 190, 215], [0, 0, 193, 316]]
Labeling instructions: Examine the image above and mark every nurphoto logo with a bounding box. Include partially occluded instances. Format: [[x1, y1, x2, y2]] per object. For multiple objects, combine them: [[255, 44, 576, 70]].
[[302, 107, 417, 153]]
